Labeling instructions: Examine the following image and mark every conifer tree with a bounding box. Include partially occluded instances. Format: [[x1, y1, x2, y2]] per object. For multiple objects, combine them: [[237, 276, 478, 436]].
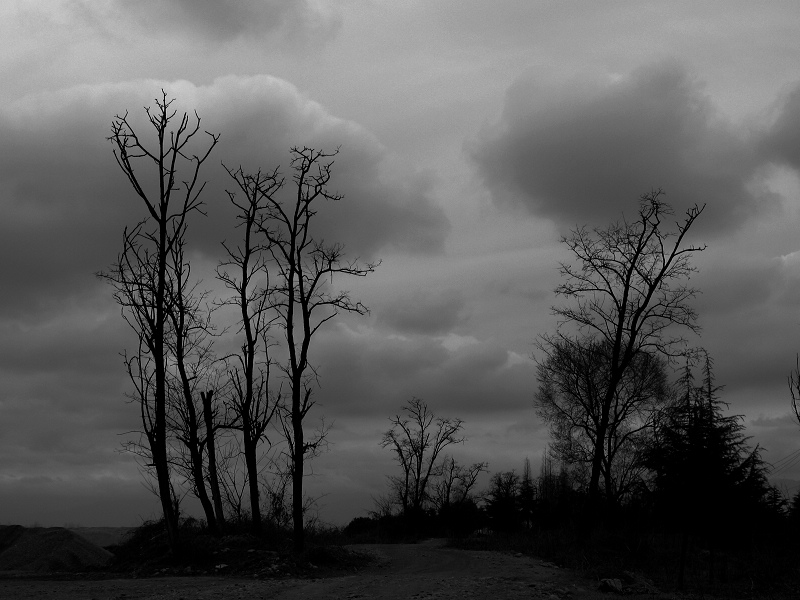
[[646, 352, 769, 585]]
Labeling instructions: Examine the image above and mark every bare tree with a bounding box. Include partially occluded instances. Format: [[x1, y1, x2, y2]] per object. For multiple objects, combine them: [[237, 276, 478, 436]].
[[257, 147, 379, 551], [381, 397, 465, 517], [217, 165, 283, 535], [163, 236, 225, 534], [535, 336, 670, 504], [201, 389, 226, 528], [215, 433, 249, 522], [100, 92, 218, 551], [431, 456, 487, 511], [547, 190, 705, 508], [789, 355, 800, 428]]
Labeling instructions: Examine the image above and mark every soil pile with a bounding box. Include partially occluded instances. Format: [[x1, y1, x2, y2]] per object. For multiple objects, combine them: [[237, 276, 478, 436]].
[[0, 525, 113, 573]]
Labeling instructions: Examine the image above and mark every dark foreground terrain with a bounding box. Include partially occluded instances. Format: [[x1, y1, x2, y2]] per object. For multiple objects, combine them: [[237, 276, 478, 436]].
[[3, 526, 797, 599], [0, 537, 678, 600]]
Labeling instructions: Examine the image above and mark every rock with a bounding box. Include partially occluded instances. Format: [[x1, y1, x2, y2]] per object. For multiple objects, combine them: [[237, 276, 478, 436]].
[[598, 578, 623, 594]]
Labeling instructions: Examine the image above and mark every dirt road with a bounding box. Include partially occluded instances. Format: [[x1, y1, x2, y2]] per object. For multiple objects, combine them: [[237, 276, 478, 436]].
[[0, 539, 661, 599]]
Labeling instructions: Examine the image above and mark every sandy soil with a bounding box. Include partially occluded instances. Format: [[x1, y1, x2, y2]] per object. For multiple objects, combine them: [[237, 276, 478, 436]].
[[0, 538, 673, 599]]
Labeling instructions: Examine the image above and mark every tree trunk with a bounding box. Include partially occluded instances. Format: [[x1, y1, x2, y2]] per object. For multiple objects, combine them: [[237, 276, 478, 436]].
[[190, 443, 217, 532], [155, 239, 180, 552], [202, 391, 225, 534], [292, 385, 305, 552], [588, 417, 608, 506], [177, 350, 216, 534], [152, 429, 179, 550], [243, 426, 263, 535]]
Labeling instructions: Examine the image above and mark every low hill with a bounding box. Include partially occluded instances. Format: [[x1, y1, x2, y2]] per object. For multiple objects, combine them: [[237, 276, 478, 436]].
[[0, 525, 113, 574]]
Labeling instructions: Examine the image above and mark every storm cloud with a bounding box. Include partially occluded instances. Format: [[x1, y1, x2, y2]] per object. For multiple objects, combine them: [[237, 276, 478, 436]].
[[0, 76, 449, 321], [470, 62, 771, 234], [3, 1, 800, 528]]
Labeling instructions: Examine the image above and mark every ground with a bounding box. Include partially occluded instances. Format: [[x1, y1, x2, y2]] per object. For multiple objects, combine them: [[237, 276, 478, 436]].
[[0, 538, 685, 599]]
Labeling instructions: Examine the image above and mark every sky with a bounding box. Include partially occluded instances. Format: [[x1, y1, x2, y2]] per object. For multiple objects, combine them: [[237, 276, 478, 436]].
[[2, 0, 800, 527]]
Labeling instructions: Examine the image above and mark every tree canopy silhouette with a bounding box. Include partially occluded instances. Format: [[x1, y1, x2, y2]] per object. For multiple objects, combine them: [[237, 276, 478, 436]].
[[545, 190, 705, 508]]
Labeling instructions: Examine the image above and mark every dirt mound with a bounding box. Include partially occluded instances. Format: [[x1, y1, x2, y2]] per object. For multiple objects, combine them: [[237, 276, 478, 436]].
[[69, 526, 133, 549], [0, 526, 113, 573]]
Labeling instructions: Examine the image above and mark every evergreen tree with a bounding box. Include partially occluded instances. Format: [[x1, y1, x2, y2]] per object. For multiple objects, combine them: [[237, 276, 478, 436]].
[[646, 352, 771, 584], [650, 354, 769, 529]]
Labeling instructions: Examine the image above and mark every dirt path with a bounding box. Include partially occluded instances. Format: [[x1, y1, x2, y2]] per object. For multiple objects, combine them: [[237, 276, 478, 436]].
[[0, 539, 663, 599]]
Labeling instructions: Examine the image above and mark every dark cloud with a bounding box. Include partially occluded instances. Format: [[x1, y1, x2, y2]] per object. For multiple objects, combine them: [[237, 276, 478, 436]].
[[189, 76, 450, 259], [0, 475, 155, 527], [470, 61, 771, 234], [313, 324, 535, 419], [0, 297, 127, 374], [693, 255, 781, 317], [0, 77, 449, 321], [378, 289, 468, 335], [0, 85, 141, 319], [0, 77, 452, 529], [107, 0, 341, 44], [761, 82, 800, 170]]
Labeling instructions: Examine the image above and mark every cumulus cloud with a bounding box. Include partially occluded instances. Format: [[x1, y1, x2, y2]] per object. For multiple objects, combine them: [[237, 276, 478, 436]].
[[0, 76, 450, 521], [470, 61, 771, 234], [0, 76, 449, 320]]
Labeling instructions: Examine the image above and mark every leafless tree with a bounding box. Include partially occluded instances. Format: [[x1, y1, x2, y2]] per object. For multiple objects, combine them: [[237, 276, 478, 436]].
[[381, 397, 465, 517], [215, 433, 249, 522], [162, 234, 225, 533], [789, 356, 800, 428], [431, 456, 487, 511], [535, 336, 670, 505], [202, 390, 226, 527], [257, 147, 379, 551], [217, 165, 284, 535], [547, 190, 705, 509], [99, 92, 218, 551]]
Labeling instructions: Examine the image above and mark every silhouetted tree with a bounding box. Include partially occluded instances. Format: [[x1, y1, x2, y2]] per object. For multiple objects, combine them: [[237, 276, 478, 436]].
[[258, 147, 378, 551], [381, 397, 465, 519], [537, 445, 584, 522], [431, 455, 487, 511], [788, 491, 800, 531], [100, 92, 218, 552], [201, 389, 226, 529], [535, 337, 670, 505], [485, 470, 521, 532], [217, 165, 284, 535], [789, 354, 800, 429], [548, 190, 705, 509], [519, 457, 535, 528], [646, 352, 770, 586], [164, 235, 223, 534]]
